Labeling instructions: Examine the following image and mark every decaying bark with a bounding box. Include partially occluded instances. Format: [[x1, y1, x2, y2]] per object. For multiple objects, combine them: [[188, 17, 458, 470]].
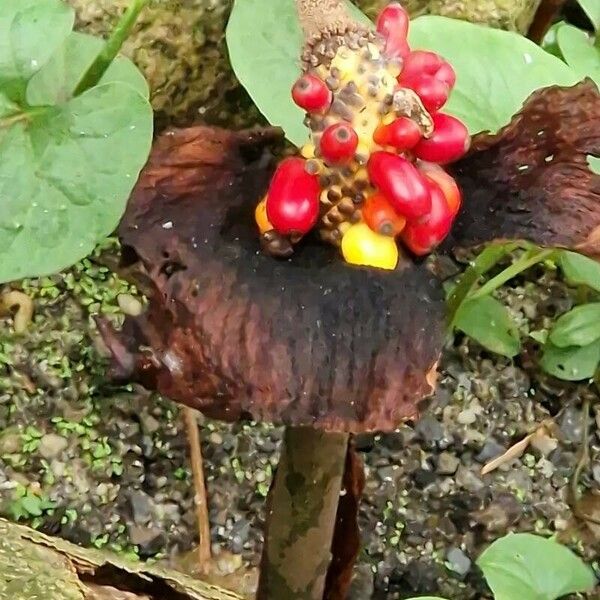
[[257, 428, 349, 600], [0, 519, 241, 600]]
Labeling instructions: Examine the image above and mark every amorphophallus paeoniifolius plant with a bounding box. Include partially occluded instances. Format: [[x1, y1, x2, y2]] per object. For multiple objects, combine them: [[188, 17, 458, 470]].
[[99, 1, 600, 598]]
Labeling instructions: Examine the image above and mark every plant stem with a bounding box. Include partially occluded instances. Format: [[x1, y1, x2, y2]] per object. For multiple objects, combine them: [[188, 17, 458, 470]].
[[0, 108, 46, 130], [183, 407, 211, 572], [446, 241, 525, 330], [468, 247, 556, 300], [73, 0, 149, 96], [257, 427, 349, 600]]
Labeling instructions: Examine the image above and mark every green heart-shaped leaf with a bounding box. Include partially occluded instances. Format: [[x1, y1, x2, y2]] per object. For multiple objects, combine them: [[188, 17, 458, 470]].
[[0, 0, 74, 101], [0, 83, 153, 282], [558, 250, 600, 291], [454, 295, 521, 357], [556, 24, 600, 87], [408, 17, 580, 134], [477, 533, 596, 600], [549, 303, 600, 347], [541, 339, 600, 381]]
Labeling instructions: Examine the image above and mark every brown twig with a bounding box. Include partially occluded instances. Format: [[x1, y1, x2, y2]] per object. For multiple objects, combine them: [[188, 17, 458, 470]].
[[183, 406, 212, 571], [568, 398, 600, 526], [527, 0, 568, 44]]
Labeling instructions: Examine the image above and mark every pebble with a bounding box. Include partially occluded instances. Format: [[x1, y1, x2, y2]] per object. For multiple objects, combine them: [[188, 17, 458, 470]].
[[446, 547, 471, 577], [457, 408, 477, 425], [436, 452, 460, 475], [475, 438, 505, 463], [455, 466, 484, 492], [117, 293, 143, 317], [38, 434, 68, 459], [559, 407, 584, 443], [128, 490, 154, 524], [414, 416, 444, 445]]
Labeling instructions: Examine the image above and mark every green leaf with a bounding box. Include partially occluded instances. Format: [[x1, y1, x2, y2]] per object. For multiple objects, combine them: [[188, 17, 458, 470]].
[[588, 155, 600, 175], [454, 295, 521, 357], [26, 32, 149, 106], [0, 93, 20, 118], [408, 17, 580, 134], [226, 0, 371, 146], [549, 303, 600, 347], [20, 494, 43, 517], [558, 250, 600, 292], [0, 82, 153, 283], [541, 21, 566, 59], [477, 533, 596, 600], [578, 0, 600, 31], [405, 598, 449, 600], [0, 0, 74, 98], [541, 339, 600, 381], [556, 24, 600, 87]]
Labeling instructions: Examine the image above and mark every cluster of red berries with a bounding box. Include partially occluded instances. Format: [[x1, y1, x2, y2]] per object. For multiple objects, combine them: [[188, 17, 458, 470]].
[[256, 3, 470, 269]]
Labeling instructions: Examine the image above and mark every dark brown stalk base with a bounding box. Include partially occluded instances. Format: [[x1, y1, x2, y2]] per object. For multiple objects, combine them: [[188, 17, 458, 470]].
[[257, 427, 350, 600]]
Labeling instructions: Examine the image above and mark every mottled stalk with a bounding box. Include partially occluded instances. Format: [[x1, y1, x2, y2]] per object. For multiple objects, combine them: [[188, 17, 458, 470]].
[[257, 427, 350, 600], [295, 0, 355, 41]]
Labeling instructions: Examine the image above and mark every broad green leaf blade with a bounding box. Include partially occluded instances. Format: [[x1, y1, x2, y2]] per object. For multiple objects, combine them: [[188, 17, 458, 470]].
[[558, 250, 600, 292], [589, 155, 600, 174], [541, 21, 566, 59], [454, 296, 521, 357], [408, 17, 580, 134], [405, 598, 449, 600], [0, 82, 153, 283], [226, 0, 371, 146], [477, 533, 596, 600], [549, 303, 600, 347], [579, 0, 600, 31], [0, 0, 74, 84], [556, 24, 600, 87], [541, 339, 600, 381], [26, 32, 149, 106]]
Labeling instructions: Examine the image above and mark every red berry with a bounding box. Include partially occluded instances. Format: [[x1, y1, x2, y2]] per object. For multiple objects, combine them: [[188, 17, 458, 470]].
[[418, 161, 462, 216], [435, 62, 456, 88], [320, 122, 359, 164], [376, 3, 410, 59], [401, 179, 454, 256], [291, 75, 332, 113], [373, 116, 422, 150], [413, 113, 470, 164], [367, 152, 431, 220], [400, 73, 449, 113], [362, 193, 406, 236], [400, 51, 445, 80], [266, 157, 320, 235]]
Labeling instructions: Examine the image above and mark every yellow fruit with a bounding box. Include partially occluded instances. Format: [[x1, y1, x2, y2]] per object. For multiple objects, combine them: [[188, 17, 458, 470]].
[[255, 198, 272, 234], [341, 223, 398, 270]]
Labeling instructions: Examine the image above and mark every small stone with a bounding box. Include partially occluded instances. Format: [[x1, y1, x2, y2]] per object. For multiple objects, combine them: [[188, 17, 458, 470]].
[[455, 466, 484, 492], [38, 433, 68, 459], [531, 430, 558, 456], [476, 438, 506, 463], [117, 293, 143, 317], [414, 416, 444, 445], [128, 525, 166, 557], [559, 407, 584, 443], [128, 490, 154, 524], [446, 547, 471, 577], [413, 469, 436, 489], [0, 432, 22, 454], [457, 408, 477, 425], [209, 432, 223, 445], [592, 463, 600, 484], [436, 452, 460, 475], [139, 410, 160, 435]]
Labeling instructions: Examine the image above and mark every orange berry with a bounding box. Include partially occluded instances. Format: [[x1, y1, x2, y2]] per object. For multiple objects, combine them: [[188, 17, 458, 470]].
[[418, 161, 462, 216], [255, 198, 273, 234], [362, 193, 406, 236]]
